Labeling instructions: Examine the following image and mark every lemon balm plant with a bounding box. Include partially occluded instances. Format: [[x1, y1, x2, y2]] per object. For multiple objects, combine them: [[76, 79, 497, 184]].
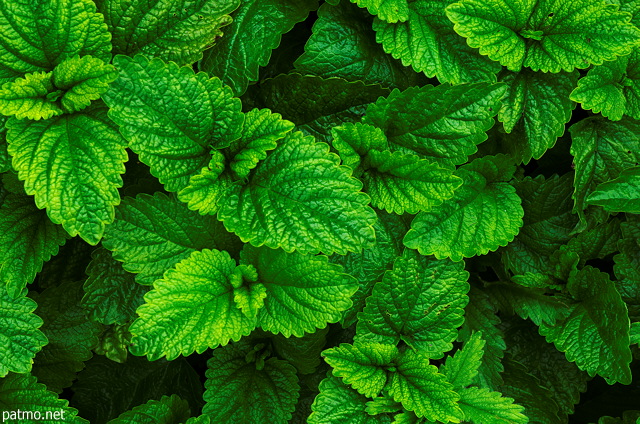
[[0, 0, 640, 423]]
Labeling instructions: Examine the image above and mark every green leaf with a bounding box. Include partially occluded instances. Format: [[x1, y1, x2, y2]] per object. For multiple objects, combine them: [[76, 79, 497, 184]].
[[71, 356, 203, 423], [362, 83, 506, 167], [539, 266, 633, 384], [484, 282, 569, 326], [0, 71, 63, 120], [373, 0, 501, 84], [614, 237, 640, 321], [355, 250, 469, 357], [404, 155, 523, 261], [219, 131, 377, 255], [351, 0, 409, 22], [309, 374, 393, 424], [332, 122, 389, 170], [294, 1, 420, 89], [388, 350, 463, 422], [82, 247, 148, 325], [322, 343, 398, 398], [6, 105, 127, 245], [95, 0, 240, 65], [243, 73, 389, 144], [569, 116, 640, 228], [129, 249, 256, 360], [52, 55, 119, 113], [102, 192, 241, 285], [498, 69, 578, 164], [0, 118, 9, 173], [104, 54, 243, 192], [108, 395, 191, 424], [199, 0, 319, 95], [270, 328, 328, 375], [31, 281, 101, 393], [458, 287, 505, 389], [440, 332, 485, 389], [564, 218, 622, 265], [228, 108, 295, 179], [458, 387, 527, 424], [178, 165, 235, 216], [587, 166, 640, 213], [240, 245, 358, 336], [570, 50, 640, 121], [0, 193, 68, 298], [446, 0, 640, 72], [0, 286, 47, 377], [631, 322, 640, 345], [0, 373, 86, 423], [203, 342, 300, 424], [0, 0, 112, 84], [502, 174, 578, 275], [94, 324, 132, 364]]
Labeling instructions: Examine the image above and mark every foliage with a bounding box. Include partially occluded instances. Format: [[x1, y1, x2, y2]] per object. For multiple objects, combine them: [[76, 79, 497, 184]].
[[0, 0, 639, 422]]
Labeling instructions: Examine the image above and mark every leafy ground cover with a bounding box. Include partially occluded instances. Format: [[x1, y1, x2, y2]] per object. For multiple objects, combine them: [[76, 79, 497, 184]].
[[0, 0, 640, 423]]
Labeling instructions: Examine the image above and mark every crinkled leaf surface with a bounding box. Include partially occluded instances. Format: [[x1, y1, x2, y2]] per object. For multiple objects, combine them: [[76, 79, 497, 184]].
[[108, 394, 191, 424], [218, 131, 377, 255], [243, 73, 389, 144], [82, 247, 148, 325], [0, 71, 63, 120], [6, 104, 127, 245], [539, 266, 633, 384], [309, 374, 393, 424], [104, 54, 243, 191], [502, 174, 579, 275], [129, 249, 256, 360], [322, 343, 398, 398], [52, 55, 119, 113], [498, 69, 578, 164], [102, 192, 241, 285], [446, 0, 640, 72], [362, 83, 506, 167], [569, 116, 640, 228], [355, 250, 469, 356], [586, 166, 640, 213], [614, 237, 640, 321], [352, 0, 409, 22], [203, 343, 300, 424], [227, 108, 294, 179], [440, 332, 485, 389], [458, 386, 527, 424], [388, 350, 463, 421], [31, 280, 101, 393], [95, 0, 240, 65], [373, 0, 501, 84], [404, 155, 523, 261], [0, 373, 86, 423], [199, 0, 319, 95], [0, 192, 68, 299], [241, 245, 358, 337], [94, 324, 131, 364], [0, 0, 111, 84], [269, 328, 329, 375], [570, 50, 640, 120], [485, 282, 569, 326], [294, 1, 420, 88], [0, 286, 47, 377]]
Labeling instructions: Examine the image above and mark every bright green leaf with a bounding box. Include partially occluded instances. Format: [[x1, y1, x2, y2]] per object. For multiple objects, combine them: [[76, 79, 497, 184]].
[[129, 249, 256, 360], [539, 266, 633, 384], [203, 342, 300, 424], [404, 155, 523, 261], [219, 131, 377, 255], [240, 245, 358, 336], [102, 192, 241, 285], [351, 0, 409, 22], [0, 71, 63, 120], [446, 0, 640, 72], [0, 286, 47, 377], [107, 394, 191, 424], [104, 54, 243, 191], [458, 387, 527, 424], [0, 193, 68, 298], [587, 166, 640, 213], [199, 0, 319, 95], [355, 250, 469, 357], [363, 83, 506, 167], [322, 343, 398, 398], [440, 332, 485, 389], [373, 0, 501, 84], [6, 104, 127, 245], [95, 0, 240, 65]]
